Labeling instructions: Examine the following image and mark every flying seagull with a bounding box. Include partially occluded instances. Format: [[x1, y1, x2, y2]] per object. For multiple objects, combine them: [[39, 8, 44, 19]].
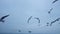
[[48, 8, 53, 14], [27, 16, 32, 23], [52, 0, 58, 4], [34, 17, 40, 23], [0, 14, 9, 23]]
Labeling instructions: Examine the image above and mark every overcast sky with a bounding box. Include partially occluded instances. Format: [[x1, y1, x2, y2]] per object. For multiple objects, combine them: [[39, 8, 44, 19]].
[[0, 0, 60, 34]]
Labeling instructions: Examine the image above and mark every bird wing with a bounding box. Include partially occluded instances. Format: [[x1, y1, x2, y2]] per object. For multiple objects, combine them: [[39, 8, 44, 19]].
[[50, 18, 60, 26], [56, 18, 60, 21], [34, 17, 40, 23], [27, 16, 32, 23], [52, 0, 58, 4], [50, 21, 55, 26], [1, 15, 9, 20]]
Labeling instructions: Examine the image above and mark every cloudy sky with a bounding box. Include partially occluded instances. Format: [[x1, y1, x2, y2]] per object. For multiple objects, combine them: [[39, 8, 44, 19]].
[[0, 0, 60, 34]]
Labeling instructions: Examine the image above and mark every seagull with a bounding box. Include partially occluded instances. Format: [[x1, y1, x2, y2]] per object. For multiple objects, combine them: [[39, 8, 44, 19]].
[[34, 17, 40, 23], [52, 0, 58, 4], [48, 8, 53, 14], [0, 14, 9, 23], [27, 16, 32, 23]]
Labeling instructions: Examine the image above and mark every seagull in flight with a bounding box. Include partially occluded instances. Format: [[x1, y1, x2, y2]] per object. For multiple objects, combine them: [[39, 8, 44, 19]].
[[0, 14, 9, 23]]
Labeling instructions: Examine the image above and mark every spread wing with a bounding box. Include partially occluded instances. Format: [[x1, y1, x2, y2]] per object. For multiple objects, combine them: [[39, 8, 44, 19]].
[[1, 15, 9, 20], [50, 21, 56, 26], [56, 18, 60, 21], [34, 17, 40, 23], [52, 0, 58, 4], [27, 16, 32, 23], [50, 18, 60, 26]]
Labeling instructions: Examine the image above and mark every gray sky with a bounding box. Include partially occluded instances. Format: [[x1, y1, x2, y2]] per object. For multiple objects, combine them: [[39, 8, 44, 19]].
[[0, 0, 60, 34]]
